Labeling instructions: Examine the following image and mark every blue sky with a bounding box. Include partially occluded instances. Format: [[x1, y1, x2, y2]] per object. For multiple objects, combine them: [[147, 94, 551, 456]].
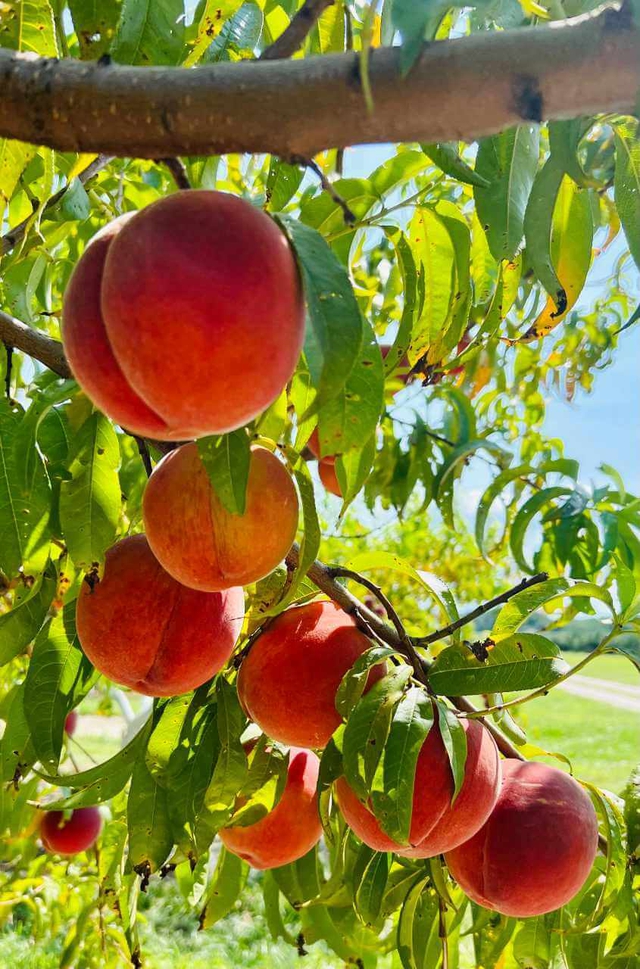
[[341, 145, 640, 496]]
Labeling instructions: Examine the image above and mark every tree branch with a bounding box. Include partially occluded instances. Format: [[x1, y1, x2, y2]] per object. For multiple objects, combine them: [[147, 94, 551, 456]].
[[261, 0, 335, 60], [0, 154, 113, 257], [414, 572, 549, 647], [0, 4, 636, 158], [0, 308, 71, 379]]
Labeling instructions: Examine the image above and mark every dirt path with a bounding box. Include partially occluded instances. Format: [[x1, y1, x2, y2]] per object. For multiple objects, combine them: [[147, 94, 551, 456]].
[[558, 675, 640, 713]]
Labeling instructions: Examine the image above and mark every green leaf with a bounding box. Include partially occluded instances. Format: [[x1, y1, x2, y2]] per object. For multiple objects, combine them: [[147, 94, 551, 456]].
[[202, 678, 248, 823], [392, 0, 433, 73], [335, 645, 397, 720], [435, 438, 512, 497], [510, 486, 573, 572], [263, 870, 298, 947], [423, 143, 490, 188], [407, 207, 456, 366], [59, 412, 121, 570], [41, 721, 151, 808], [397, 874, 437, 969], [24, 604, 97, 770], [167, 702, 220, 849], [146, 694, 193, 781], [0, 683, 36, 785], [128, 753, 173, 872], [475, 458, 578, 561], [317, 317, 384, 456], [111, 0, 186, 66], [609, 638, 640, 673], [475, 126, 540, 261], [382, 228, 418, 376], [280, 216, 363, 414], [201, 847, 248, 928], [343, 667, 412, 802], [0, 139, 36, 220], [266, 158, 303, 212], [0, 560, 56, 666], [491, 577, 569, 640], [429, 634, 569, 696], [197, 429, 251, 516], [583, 783, 627, 916], [267, 459, 318, 613], [202, 2, 263, 62], [0, 0, 59, 55], [614, 120, 640, 273], [0, 401, 52, 581], [225, 735, 288, 828], [548, 119, 592, 188], [370, 687, 435, 845], [524, 158, 566, 311], [68, 0, 122, 58], [183, 0, 242, 66], [513, 918, 552, 969], [355, 851, 389, 927], [435, 700, 467, 804], [59, 177, 91, 222], [335, 433, 377, 512]]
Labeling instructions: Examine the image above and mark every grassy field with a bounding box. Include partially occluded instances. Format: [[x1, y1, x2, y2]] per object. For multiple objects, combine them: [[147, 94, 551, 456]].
[[567, 650, 640, 686]]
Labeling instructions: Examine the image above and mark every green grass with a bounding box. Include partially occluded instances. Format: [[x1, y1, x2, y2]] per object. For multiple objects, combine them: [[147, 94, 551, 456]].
[[514, 684, 638, 792], [564, 650, 640, 687]]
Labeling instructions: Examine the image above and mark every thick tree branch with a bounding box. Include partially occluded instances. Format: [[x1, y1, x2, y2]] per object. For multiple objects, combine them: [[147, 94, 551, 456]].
[[0, 4, 636, 158], [1, 154, 113, 257], [261, 0, 335, 60], [0, 308, 71, 378]]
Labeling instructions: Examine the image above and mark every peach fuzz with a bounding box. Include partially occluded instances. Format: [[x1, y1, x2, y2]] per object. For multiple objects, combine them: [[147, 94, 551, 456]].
[[445, 760, 599, 917], [143, 444, 299, 592], [335, 718, 500, 855], [237, 600, 384, 749], [76, 534, 244, 696], [219, 748, 322, 869], [41, 807, 102, 855], [319, 458, 342, 497], [63, 191, 305, 439]]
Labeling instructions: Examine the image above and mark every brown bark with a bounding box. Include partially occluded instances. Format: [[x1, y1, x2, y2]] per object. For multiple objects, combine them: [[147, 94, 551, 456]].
[[0, 4, 636, 159]]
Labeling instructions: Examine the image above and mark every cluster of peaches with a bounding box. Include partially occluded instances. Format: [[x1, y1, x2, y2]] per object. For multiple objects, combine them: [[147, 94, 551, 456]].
[[45, 191, 598, 920]]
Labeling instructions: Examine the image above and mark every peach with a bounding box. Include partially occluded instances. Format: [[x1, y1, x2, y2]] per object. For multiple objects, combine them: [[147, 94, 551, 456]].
[[237, 600, 384, 749], [62, 191, 305, 440], [319, 458, 342, 497], [219, 747, 322, 869], [76, 534, 244, 696], [143, 444, 298, 592], [445, 760, 599, 917], [41, 807, 102, 855], [64, 710, 78, 737], [335, 718, 500, 855]]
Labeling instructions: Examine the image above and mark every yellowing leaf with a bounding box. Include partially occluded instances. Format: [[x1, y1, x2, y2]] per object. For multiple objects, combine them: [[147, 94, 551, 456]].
[[518, 176, 592, 342]]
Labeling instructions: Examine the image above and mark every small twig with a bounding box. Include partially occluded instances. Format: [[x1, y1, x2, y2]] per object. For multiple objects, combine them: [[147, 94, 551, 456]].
[[1, 154, 113, 257], [260, 0, 334, 60], [4, 344, 12, 400], [291, 155, 356, 225], [157, 157, 191, 190], [415, 572, 549, 647], [329, 566, 429, 686], [134, 437, 153, 478], [439, 896, 450, 969]]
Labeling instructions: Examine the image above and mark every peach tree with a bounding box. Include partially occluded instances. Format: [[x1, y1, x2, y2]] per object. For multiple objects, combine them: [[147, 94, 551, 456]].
[[0, 0, 639, 966]]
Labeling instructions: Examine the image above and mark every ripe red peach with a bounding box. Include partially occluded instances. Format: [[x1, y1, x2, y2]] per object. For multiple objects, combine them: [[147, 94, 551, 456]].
[[143, 444, 298, 592], [76, 534, 244, 696], [335, 718, 500, 855], [319, 458, 342, 497], [62, 191, 305, 439], [237, 600, 384, 749], [64, 710, 78, 737], [445, 760, 599, 917], [41, 807, 102, 855], [219, 747, 322, 869]]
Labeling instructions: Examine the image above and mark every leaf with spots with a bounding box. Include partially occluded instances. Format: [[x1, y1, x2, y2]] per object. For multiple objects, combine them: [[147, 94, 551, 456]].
[[0, 559, 56, 666], [429, 634, 569, 696], [200, 847, 248, 928]]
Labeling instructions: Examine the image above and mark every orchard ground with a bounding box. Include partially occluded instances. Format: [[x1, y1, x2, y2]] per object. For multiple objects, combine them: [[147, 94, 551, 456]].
[[2, 652, 634, 968]]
